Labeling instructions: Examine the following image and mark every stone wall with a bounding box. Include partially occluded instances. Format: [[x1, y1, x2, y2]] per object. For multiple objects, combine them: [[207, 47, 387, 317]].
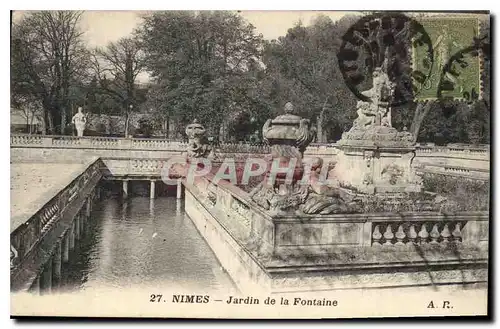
[[183, 174, 489, 294]]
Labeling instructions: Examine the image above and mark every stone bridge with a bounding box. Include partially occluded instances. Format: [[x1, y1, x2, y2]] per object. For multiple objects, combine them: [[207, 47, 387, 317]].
[[11, 134, 490, 181]]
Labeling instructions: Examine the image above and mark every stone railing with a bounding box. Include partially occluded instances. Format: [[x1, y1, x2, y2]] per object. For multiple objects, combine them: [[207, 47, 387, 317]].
[[370, 212, 488, 246], [218, 142, 270, 154], [416, 163, 489, 181], [415, 143, 490, 161], [11, 134, 188, 151], [10, 158, 103, 273], [11, 135, 490, 179], [11, 134, 489, 157], [100, 157, 170, 178], [304, 143, 339, 157]]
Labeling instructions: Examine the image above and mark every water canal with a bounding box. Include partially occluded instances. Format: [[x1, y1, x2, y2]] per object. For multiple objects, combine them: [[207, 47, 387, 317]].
[[57, 194, 237, 295]]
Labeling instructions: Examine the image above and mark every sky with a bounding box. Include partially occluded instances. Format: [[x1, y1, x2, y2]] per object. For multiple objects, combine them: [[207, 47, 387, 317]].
[[13, 10, 354, 47]]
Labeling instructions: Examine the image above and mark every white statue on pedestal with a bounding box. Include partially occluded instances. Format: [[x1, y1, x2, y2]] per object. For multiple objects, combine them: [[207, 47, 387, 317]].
[[360, 67, 394, 128], [72, 107, 87, 137]]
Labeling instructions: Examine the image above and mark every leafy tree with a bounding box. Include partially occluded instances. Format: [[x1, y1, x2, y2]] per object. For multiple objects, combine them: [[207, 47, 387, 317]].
[[11, 11, 89, 134], [261, 15, 359, 142], [137, 11, 265, 139]]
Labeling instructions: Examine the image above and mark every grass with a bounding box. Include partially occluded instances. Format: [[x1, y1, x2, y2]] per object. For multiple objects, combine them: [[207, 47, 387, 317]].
[[422, 173, 490, 212]]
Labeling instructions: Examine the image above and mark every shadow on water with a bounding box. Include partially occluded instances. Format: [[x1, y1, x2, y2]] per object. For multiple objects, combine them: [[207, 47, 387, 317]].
[[58, 196, 236, 294]]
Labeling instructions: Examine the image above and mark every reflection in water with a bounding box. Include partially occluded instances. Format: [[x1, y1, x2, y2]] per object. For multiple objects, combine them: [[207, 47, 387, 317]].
[[59, 197, 236, 294]]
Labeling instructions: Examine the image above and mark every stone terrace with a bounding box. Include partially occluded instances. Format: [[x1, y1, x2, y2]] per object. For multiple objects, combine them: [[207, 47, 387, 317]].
[[10, 162, 91, 232]]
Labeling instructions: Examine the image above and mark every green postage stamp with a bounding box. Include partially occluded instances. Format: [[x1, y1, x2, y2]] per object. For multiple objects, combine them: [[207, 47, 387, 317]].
[[412, 15, 483, 101]]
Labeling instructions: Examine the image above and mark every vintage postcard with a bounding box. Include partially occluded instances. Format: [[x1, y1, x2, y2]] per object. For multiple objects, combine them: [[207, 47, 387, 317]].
[[10, 10, 490, 319]]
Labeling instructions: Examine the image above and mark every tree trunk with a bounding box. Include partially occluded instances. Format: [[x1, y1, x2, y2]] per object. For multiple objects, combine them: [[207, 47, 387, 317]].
[[410, 101, 434, 143], [219, 123, 225, 143], [124, 110, 130, 138], [43, 107, 54, 135], [29, 113, 35, 134], [165, 117, 170, 139], [316, 99, 329, 143], [61, 106, 67, 135]]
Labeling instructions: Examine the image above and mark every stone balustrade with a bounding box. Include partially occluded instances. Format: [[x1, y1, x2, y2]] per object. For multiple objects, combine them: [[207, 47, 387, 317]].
[[11, 135, 489, 180], [11, 134, 488, 157], [218, 142, 270, 154], [416, 163, 490, 181], [415, 143, 490, 159], [11, 134, 188, 150], [10, 158, 103, 291], [370, 211, 489, 247], [373, 220, 465, 246]]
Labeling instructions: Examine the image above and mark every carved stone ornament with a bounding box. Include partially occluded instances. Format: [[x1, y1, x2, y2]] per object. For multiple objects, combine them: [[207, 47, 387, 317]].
[[185, 119, 212, 158], [339, 67, 415, 147], [262, 102, 315, 159], [250, 103, 366, 215]]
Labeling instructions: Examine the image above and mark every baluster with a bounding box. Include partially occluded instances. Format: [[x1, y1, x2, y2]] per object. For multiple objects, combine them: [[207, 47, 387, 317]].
[[452, 222, 462, 243], [383, 224, 394, 246], [395, 224, 406, 246], [407, 224, 418, 245], [372, 225, 382, 246], [418, 223, 429, 244], [441, 222, 451, 243], [429, 223, 440, 244]]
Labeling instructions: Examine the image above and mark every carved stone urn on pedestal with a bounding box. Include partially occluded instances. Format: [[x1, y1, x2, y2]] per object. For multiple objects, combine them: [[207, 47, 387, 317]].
[[250, 102, 361, 215]]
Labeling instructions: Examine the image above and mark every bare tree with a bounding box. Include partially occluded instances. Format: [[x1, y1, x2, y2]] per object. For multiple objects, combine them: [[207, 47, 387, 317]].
[[90, 37, 145, 137], [11, 11, 89, 134]]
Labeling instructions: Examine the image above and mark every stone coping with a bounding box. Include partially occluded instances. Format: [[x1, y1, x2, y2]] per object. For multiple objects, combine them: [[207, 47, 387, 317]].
[[337, 142, 417, 150], [10, 157, 100, 234], [269, 211, 490, 223], [261, 244, 488, 270], [202, 172, 274, 222], [418, 162, 490, 173]]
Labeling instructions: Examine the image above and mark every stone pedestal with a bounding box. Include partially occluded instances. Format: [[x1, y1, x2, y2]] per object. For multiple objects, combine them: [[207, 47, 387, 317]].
[[62, 232, 70, 262], [150, 180, 156, 199], [69, 223, 75, 250], [176, 179, 182, 199], [332, 123, 422, 195], [75, 216, 80, 240], [52, 242, 62, 289], [122, 180, 129, 198], [40, 261, 53, 294], [332, 144, 422, 194]]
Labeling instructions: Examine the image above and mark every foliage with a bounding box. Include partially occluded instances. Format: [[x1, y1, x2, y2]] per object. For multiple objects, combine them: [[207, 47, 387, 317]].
[[418, 100, 490, 144], [137, 11, 269, 139], [11, 11, 89, 134], [422, 173, 489, 211], [261, 15, 359, 142]]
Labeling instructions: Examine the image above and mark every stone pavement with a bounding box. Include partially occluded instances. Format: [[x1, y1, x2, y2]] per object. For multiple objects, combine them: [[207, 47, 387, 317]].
[[11, 162, 89, 232]]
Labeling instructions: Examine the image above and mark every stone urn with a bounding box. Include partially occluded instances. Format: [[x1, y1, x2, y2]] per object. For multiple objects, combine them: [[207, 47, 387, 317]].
[[261, 102, 315, 186]]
